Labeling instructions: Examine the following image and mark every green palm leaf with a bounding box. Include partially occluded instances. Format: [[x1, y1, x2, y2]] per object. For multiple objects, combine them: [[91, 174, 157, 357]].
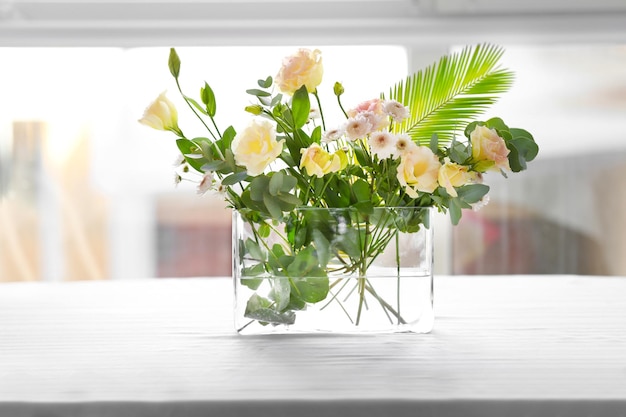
[[383, 43, 514, 145]]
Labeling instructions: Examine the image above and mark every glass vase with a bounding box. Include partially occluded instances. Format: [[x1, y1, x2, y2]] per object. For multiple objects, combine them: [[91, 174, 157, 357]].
[[232, 207, 434, 334]]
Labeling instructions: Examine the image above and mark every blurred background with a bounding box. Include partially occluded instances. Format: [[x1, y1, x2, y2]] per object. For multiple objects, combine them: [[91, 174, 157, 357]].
[[1, 0, 625, 282]]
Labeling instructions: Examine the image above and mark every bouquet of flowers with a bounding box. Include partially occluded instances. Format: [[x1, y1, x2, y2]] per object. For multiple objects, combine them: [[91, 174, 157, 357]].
[[140, 44, 538, 332]]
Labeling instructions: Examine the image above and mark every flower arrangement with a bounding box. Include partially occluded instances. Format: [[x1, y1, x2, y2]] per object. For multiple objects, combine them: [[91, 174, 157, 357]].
[[140, 44, 538, 332]]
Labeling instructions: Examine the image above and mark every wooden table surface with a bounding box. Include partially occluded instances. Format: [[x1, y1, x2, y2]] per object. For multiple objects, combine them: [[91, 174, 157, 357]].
[[1, 275, 625, 417]]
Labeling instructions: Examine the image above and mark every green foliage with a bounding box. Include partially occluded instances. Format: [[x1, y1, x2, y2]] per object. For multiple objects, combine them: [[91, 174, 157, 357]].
[[385, 44, 514, 145], [143, 45, 539, 329], [201, 82, 217, 117]]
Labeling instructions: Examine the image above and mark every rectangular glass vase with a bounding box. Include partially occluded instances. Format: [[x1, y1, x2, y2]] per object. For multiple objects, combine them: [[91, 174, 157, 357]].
[[232, 207, 434, 334]]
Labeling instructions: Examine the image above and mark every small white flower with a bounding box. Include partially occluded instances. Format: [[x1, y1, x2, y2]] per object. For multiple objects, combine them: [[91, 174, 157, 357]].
[[173, 172, 182, 187], [383, 100, 410, 122], [173, 154, 185, 167], [368, 131, 397, 159], [309, 108, 321, 121], [472, 195, 490, 211], [197, 172, 214, 195], [213, 180, 227, 196], [345, 115, 372, 141], [322, 127, 345, 143], [393, 133, 418, 158]]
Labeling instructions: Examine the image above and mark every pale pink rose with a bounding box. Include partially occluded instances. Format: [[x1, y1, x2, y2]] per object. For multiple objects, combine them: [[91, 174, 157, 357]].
[[383, 100, 410, 122], [360, 111, 389, 132], [396, 146, 442, 197], [275, 48, 324, 95], [347, 98, 384, 118], [470, 125, 510, 171], [345, 115, 373, 141], [347, 99, 388, 131], [368, 131, 397, 159]]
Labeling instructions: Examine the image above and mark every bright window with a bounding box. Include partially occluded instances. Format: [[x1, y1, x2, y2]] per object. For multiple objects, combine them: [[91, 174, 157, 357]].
[[0, 46, 408, 281]]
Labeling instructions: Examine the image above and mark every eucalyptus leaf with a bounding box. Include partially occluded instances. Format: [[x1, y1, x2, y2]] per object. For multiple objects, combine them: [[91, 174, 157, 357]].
[[246, 89, 271, 97], [244, 238, 266, 262], [269, 277, 291, 311], [250, 176, 270, 202], [201, 160, 228, 173], [241, 276, 263, 290], [429, 133, 439, 153], [292, 272, 329, 303], [449, 198, 463, 225], [457, 184, 489, 204], [276, 193, 301, 207], [244, 294, 295, 325], [258, 76, 273, 88], [311, 228, 331, 267], [280, 175, 297, 193], [286, 246, 318, 278], [263, 193, 283, 219], [269, 172, 284, 196], [221, 171, 248, 186], [352, 179, 371, 203], [258, 222, 271, 238]]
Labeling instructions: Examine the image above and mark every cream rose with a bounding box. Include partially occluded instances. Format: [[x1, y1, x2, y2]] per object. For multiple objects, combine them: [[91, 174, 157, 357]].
[[138, 91, 180, 133], [300, 144, 344, 178], [437, 158, 477, 197], [397, 146, 441, 197], [231, 119, 284, 176], [470, 125, 510, 171], [275, 48, 324, 95]]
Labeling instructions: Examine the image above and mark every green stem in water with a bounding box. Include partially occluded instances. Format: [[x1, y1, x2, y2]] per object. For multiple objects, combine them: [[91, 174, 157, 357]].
[[355, 218, 371, 326], [395, 230, 401, 325]]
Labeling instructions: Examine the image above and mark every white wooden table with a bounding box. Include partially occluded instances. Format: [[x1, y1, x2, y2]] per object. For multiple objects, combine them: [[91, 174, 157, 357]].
[[1, 275, 625, 416]]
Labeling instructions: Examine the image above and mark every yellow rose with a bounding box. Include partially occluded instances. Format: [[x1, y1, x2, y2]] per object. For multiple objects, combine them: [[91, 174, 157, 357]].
[[276, 49, 324, 95], [470, 125, 510, 171], [438, 158, 477, 197], [397, 146, 441, 197], [138, 92, 180, 133], [300, 144, 344, 178], [231, 119, 284, 176]]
